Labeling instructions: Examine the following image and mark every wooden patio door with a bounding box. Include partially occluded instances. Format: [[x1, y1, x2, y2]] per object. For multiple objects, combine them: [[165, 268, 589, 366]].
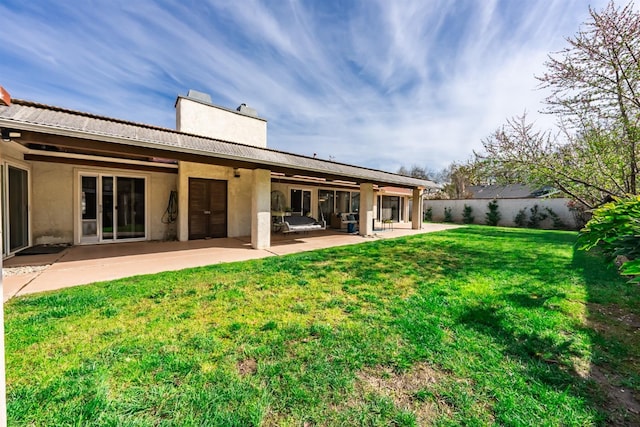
[[188, 178, 227, 239]]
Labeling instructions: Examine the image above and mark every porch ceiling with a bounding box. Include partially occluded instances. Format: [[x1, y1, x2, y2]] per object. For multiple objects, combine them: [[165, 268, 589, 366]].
[[0, 100, 437, 189]]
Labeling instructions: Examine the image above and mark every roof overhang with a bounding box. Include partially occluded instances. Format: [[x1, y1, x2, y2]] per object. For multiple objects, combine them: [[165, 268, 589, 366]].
[[0, 101, 437, 190]]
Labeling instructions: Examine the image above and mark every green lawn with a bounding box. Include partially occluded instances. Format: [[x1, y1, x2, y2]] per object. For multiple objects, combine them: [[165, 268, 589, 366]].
[[5, 226, 639, 426]]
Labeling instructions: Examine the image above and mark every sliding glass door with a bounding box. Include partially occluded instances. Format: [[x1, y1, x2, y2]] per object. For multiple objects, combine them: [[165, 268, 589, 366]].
[[2, 164, 30, 255], [80, 173, 146, 243]]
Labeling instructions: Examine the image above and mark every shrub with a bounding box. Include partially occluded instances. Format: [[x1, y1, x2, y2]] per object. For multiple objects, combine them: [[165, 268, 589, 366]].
[[424, 207, 433, 222], [578, 196, 640, 283], [462, 204, 474, 224], [567, 199, 590, 229], [485, 200, 501, 226], [527, 205, 548, 228], [514, 208, 527, 227], [444, 207, 453, 223], [544, 207, 565, 229]]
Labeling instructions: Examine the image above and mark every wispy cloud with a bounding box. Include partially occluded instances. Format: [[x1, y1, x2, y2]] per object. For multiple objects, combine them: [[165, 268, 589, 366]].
[[0, 0, 609, 172]]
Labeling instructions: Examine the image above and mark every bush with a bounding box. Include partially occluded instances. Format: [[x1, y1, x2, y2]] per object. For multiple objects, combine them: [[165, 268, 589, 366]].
[[485, 200, 501, 226], [462, 204, 474, 224], [444, 207, 453, 223], [578, 196, 640, 283], [567, 199, 590, 229], [424, 207, 433, 222], [514, 208, 527, 227], [544, 207, 565, 229], [527, 205, 548, 228]]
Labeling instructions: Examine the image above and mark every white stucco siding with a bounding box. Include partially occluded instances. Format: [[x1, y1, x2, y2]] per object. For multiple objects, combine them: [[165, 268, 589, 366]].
[[251, 169, 271, 249], [31, 162, 74, 244], [176, 98, 267, 148], [30, 162, 177, 244], [148, 171, 178, 241]]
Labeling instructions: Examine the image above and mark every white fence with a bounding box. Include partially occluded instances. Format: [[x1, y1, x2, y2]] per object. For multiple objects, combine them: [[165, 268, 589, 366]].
[[424, 198, 581, 230]]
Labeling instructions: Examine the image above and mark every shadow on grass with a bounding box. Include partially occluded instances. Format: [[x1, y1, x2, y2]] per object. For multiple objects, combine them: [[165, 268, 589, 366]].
[[387, 227, 638, 424], [458, 303, 593, 386], [5, 225, 639, 425], [572, 247, 640, 425]]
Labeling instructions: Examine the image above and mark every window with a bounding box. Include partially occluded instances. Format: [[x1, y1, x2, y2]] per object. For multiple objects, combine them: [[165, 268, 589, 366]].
[[318, 190, 335, 221], [290, 189, 311, 215], [350, 192, 360, 213], [380, 196, 400, 222]]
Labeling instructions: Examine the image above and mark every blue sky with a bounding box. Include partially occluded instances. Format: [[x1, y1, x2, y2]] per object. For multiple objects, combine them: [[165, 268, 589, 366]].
[[0, 0, 608, 174]]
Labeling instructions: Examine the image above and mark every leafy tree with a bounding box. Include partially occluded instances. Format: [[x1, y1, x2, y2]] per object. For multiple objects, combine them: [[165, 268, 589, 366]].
[[481, 2, 640, 208], [578, 196, 640, 282]]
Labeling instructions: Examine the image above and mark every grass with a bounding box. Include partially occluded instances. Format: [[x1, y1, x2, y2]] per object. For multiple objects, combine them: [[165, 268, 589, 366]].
[[5, 226, 640, 426]]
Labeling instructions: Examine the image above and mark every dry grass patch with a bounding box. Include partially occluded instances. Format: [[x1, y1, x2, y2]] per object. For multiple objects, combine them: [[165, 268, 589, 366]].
[[237, 358, 258, 376], [353, 362, 450, 425]]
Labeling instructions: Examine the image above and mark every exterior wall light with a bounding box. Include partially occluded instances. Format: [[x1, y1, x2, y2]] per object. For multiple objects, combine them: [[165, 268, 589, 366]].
[[1, 128, 20, 141]]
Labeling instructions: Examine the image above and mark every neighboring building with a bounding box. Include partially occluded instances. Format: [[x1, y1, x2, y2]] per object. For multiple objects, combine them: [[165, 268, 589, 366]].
[[0, 88, 436, 257], [466, 184, 558, 199]]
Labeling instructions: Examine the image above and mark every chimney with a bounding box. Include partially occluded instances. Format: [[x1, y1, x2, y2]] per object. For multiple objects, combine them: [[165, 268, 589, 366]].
[[236, 103, 258, 118], [175, 90, 267, 148]]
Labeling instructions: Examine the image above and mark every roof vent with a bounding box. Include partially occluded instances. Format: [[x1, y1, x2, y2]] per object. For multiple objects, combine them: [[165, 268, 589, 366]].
[[186, 89, 212, 104], [236, 103, 258, 117]]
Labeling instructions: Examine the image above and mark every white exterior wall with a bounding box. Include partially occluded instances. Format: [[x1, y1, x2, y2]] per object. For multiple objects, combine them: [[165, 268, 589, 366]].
[[31, 162, 74, 243], [31, 162, 177, 244], [252, 169, 271, 249], [148, 170, 179, 241], [177, 161, 253, 241], [176, 97, 267, 148], [424, 198, 579, 229]]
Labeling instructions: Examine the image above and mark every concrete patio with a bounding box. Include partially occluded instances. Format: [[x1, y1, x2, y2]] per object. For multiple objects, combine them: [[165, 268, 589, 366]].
[[2, 223, 459, 301]]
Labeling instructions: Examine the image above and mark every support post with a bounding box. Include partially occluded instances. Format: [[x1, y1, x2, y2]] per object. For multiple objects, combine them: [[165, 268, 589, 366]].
[[252, 169, 271, 249], [359, 183, 374, 236], [176, 161, 189, 241], [412, 188, 422, 230]]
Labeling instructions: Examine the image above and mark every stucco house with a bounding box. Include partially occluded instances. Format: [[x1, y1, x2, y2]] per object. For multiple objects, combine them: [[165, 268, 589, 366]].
[[0, 87, 435, 258]]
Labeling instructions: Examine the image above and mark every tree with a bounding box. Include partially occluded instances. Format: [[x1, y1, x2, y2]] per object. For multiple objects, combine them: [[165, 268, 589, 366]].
[[437, 160, 499, 199], [482, 113, 624, 207], [578, 196, 640, 283], [481, 1, 640, 208], [397, 165, 433, 180]]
